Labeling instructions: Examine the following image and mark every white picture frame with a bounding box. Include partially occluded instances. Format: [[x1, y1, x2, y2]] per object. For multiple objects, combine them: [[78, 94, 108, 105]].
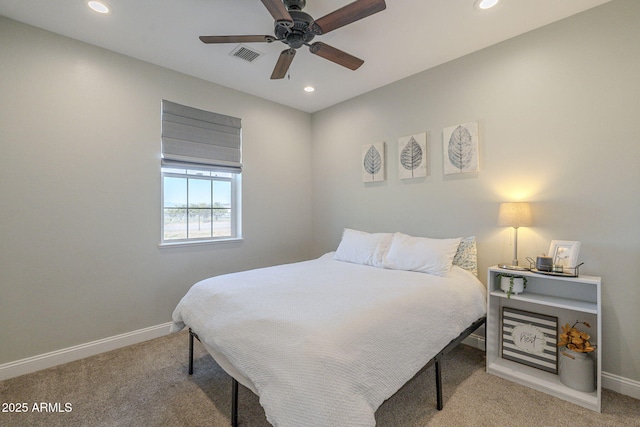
[[361, 142, 385, 182], [443, 121, 479, 175], [548, 240, 581, 268], [398, 133, 427, 179]]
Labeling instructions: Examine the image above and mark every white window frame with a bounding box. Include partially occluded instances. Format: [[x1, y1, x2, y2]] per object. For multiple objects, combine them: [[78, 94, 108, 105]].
[[160, 167, 242, 247]]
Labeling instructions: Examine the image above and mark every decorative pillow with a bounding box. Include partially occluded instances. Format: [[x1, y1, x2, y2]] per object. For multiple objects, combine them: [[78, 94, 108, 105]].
[[452, 236, 478, 276], [382, 232, 462, 277], [334, 229, 393, 267]]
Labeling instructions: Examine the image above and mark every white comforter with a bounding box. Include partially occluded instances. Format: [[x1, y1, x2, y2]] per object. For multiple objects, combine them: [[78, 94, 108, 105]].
[[171, 253, 486, 427]]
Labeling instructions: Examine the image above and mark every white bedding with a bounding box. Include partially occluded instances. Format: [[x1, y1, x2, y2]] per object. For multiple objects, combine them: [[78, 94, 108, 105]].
[[171, 253, 486, 427]]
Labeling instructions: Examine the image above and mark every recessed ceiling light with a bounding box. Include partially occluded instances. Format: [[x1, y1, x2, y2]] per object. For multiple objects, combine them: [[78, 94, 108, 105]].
[[304, 86, 315, 93], [474, 0, 499, 10], [86, 0, 111, 14]]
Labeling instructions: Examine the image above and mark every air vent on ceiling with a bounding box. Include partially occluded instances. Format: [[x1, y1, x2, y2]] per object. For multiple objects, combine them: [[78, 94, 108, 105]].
[[230, 45, 263, 63]]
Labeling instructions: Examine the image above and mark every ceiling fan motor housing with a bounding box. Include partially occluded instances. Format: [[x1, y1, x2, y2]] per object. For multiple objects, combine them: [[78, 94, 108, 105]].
[[274, 10, 315, 49], [283, 0, 306, 11]]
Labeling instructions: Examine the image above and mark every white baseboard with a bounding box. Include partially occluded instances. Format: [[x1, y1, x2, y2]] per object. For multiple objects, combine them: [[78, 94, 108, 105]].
[[2, 324, 639, 402], [463, 333, 486, 351], [602, 371, 640, 400], [0, 322, 173, 381], [463, 333, 640, 400]]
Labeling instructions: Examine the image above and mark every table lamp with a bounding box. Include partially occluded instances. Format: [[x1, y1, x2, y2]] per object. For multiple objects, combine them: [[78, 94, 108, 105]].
[[497, 202, 532, 270]]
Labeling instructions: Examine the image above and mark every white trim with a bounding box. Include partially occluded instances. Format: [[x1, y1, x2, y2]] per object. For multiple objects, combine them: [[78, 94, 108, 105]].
[[160, 168, 242, 246], [0, 322, 172, 381], [159, 237, 244, 248], [602, 371, 640, 400], [463, 332, 486, 351], [465, 333, 640, 400], [2, 324, 639, 403]]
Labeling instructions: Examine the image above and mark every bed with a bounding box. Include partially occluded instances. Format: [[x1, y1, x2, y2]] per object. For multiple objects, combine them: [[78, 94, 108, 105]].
[[171, 230, 486, 426]]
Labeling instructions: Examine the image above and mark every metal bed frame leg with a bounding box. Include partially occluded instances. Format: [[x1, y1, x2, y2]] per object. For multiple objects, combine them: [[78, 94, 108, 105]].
[[189, 328, 239, 427], [188, 328, 195, 375], [435, 360, 443, 410], [421, 317, 485, 411], [231, 378, 239, 427]]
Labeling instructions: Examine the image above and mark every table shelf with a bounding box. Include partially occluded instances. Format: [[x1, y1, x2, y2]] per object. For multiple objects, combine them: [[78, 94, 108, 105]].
[[488, 290, 597, 314], [486, 266, 602, 412]]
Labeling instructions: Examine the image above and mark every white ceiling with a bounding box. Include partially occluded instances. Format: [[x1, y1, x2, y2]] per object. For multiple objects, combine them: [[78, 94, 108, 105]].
[[0, 0, 610, 113]]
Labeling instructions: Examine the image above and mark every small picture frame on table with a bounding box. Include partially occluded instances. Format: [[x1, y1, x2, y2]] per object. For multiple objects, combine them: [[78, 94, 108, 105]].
[[548, 240, 581, 268], [502, 307, 558, 374]]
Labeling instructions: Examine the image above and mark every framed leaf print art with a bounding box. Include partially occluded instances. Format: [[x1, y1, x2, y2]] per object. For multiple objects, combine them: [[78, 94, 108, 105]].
[[362, 142, 385, 182], [443, 122, 479, 175], [398, 133, 427, 179]]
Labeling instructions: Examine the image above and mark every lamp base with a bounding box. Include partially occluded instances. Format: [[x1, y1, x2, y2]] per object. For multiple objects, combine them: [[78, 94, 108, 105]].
[[498, 263, 530, 271]]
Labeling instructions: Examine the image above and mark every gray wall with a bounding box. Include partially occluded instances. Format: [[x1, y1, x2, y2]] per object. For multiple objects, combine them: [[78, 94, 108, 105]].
[[1, 0, 639, 385], [0, 17, 313, 364], [310, 0, 639, 382]]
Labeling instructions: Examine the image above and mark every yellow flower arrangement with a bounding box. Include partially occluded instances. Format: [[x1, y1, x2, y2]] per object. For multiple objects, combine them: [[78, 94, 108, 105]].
[[557, 321, 596, 353]]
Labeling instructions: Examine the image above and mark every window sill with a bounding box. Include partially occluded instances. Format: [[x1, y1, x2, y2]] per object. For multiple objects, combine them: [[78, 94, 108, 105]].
[[158, 237, 244, 249]]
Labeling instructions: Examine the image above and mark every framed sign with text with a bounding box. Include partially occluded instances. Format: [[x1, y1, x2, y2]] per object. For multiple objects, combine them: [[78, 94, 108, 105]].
[[502, 307, 558, 374]]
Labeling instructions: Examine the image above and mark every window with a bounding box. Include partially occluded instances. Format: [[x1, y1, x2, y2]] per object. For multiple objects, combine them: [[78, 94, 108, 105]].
[[162, 168, 240, 242], [161, 100, 242, 244]]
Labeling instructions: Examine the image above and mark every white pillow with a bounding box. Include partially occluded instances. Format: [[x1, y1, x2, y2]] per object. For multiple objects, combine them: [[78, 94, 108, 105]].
[[382, 232, 462, 277], [372, 232, 393, 268], [334, 229, 393, 267]]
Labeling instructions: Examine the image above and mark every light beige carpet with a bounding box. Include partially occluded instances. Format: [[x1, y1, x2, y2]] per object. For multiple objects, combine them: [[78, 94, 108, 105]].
[[0, 330, 638, 426]]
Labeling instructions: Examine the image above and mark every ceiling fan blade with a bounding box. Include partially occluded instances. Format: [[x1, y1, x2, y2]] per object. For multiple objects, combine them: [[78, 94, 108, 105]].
[[261, 0, 294, 27], [309, 42, 364, 70], [200, 35, 275, 44], [312, 0, 386, 35], [271, 48, 297, 79]]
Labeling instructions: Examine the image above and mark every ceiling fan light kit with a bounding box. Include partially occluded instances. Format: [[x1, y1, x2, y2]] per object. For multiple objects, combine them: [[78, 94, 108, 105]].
[[199, 0, 387, 79]]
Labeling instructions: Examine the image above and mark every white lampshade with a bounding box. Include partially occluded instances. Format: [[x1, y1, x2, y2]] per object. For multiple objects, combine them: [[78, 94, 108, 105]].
[[497, 202, 533, 228]]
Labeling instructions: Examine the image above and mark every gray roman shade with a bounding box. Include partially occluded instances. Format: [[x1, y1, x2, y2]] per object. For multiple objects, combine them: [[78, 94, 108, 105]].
[[161, 100, 242, 173]]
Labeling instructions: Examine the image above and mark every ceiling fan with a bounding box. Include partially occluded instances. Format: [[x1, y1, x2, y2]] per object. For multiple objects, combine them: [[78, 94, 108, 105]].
[[199, 0, 387, 79]]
